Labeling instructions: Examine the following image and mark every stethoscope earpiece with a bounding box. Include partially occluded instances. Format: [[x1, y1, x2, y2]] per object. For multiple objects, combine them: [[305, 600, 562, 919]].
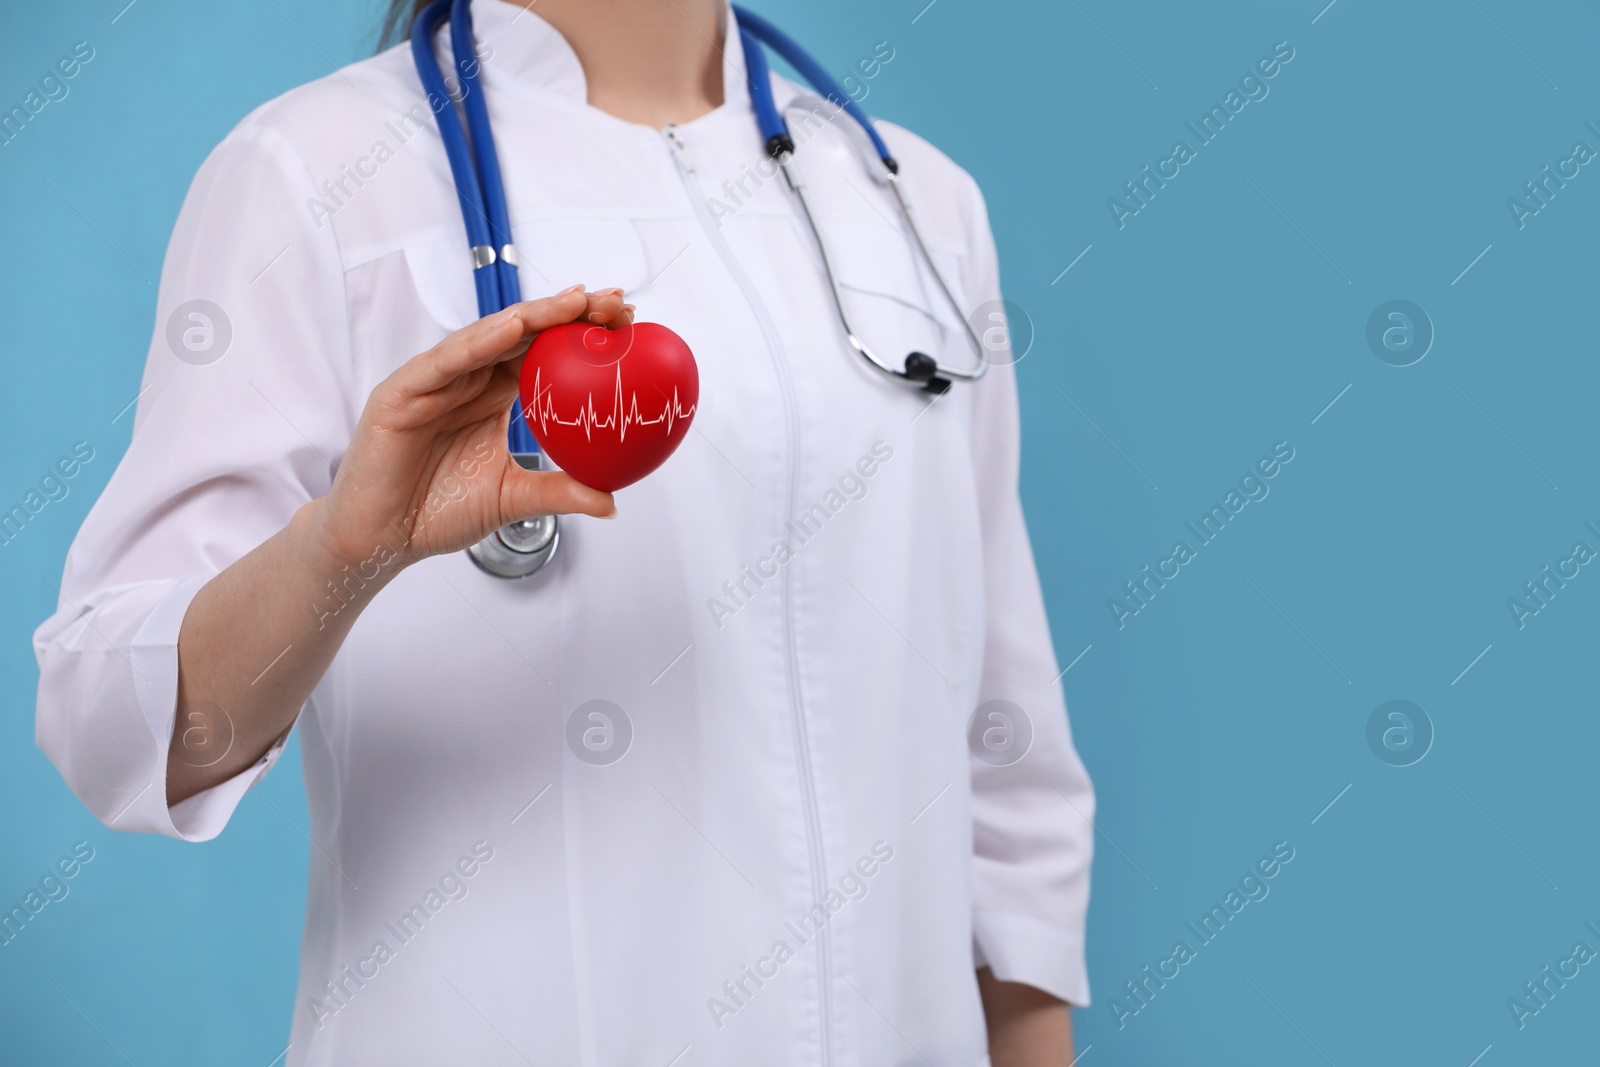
[[903, 352, 951, 394]]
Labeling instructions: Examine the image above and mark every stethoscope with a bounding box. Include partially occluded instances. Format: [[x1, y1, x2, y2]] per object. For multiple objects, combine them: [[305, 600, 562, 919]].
[[411, 0, 988, 579]]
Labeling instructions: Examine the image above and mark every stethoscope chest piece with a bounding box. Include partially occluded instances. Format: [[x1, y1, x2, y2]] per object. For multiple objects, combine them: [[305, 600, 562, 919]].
[[467, 453, 560, 579]]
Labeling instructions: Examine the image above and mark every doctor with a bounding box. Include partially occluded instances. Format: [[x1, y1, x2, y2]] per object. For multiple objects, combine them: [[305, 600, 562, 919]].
[[34, 0, 1094, 1063]]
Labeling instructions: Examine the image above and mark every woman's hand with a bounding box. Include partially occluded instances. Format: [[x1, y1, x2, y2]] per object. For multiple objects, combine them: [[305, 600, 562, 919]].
[[304, 284, 630, 569], [167, 284, 632, 805]]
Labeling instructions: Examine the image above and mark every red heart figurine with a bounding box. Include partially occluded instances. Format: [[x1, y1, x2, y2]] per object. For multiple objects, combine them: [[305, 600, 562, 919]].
[[517, 321, 698, 492]]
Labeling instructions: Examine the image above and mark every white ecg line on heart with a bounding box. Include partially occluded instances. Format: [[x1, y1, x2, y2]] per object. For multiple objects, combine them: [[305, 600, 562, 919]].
[[522, 365, 696, 442]]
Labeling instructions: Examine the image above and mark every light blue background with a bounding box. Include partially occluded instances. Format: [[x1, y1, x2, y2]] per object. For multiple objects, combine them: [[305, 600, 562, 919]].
[[3, 0, 1597, 1063]]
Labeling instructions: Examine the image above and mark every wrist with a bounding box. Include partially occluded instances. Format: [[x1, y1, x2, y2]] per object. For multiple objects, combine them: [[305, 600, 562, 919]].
[[979, 968, 1074, 1067], [290, 499, 409, 604]]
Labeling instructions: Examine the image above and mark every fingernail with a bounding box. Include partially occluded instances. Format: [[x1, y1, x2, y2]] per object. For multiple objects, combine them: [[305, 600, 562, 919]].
[[622, 303, 636, 313], [599, 508, 617, 520], [557, 283, 585, 295], [593, 287, 624, 298]]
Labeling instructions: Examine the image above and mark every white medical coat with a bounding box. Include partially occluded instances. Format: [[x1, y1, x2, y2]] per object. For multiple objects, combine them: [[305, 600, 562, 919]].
[[34, 3, 1094, 1063]]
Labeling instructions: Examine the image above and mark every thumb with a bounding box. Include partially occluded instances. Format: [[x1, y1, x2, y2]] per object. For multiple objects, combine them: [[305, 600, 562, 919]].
[[504, 468, 617, 521]]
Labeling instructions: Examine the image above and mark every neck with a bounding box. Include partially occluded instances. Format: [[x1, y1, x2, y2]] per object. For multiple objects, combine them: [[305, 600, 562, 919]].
[[503, 0, 726, 128]]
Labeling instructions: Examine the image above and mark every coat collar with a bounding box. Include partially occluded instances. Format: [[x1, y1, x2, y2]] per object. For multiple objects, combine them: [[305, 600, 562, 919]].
[[465, 0, 753, 118]]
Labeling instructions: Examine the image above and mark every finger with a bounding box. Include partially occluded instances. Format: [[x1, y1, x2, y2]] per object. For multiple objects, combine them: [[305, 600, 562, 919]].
[[505, 286, 628, 337], [431, 365, 524, 432], [390, 286, 590, 399], [503, 469, 617, 521], [581, 288, 630, 327]]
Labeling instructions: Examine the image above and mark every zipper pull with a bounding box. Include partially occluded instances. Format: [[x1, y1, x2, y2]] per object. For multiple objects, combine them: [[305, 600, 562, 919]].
[[663, 124, 696, 172]]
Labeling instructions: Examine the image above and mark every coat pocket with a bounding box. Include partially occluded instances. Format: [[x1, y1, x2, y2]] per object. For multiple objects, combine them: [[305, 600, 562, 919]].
[[797, 214, 981, 377]]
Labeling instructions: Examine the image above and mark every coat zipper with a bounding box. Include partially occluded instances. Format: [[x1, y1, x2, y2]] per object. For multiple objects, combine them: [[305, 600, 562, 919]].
[[663, 124, 834, 1066]]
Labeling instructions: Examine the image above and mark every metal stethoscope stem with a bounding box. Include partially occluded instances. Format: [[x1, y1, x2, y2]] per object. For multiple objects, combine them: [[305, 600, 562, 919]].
[[778, 154, 989, 394]]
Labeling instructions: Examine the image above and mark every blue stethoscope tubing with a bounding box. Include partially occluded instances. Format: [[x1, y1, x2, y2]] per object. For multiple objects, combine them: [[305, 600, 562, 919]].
[[731, 5, 894, 165], [411, 0, 537, 454]]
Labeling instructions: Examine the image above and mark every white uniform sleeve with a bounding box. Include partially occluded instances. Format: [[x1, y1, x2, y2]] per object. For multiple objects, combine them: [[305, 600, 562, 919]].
[[33, 120, 354, 842], [961, 181, 1095, 1008]]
